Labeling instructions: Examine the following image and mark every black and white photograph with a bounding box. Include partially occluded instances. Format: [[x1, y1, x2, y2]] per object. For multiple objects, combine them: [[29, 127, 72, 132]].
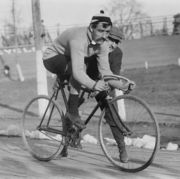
[[0, 0, 180, 178]]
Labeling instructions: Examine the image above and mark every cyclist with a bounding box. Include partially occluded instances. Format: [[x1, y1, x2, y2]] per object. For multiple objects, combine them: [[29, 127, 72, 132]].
[[43, 11, 130, 162], [43, 10, 113, 129]]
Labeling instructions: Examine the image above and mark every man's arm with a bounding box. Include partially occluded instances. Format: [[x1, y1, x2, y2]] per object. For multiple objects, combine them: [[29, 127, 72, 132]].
[[70, 40, 96, 89], [96, 42, 113, 77], [109, 47, 123, 75]]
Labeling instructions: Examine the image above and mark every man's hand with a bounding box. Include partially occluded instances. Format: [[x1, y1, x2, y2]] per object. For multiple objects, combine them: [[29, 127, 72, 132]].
[[107, 79, 136, 91], [93, 80, 109, 91]]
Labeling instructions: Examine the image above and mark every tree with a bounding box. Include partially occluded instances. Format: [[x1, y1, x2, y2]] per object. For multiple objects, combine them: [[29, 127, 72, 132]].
[[1, 0, 33, 47], [2, 0, 22, 46], [162, 17, 168, 35], [105, 0, 150, 39], [172, 13, 180, 35]]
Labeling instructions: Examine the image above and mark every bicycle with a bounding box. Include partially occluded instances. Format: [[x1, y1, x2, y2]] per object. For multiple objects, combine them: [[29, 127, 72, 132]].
[[22, 74, 160, 172]]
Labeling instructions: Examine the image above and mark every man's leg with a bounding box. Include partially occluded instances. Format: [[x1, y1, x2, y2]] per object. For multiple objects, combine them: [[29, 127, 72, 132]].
[[95, 92, 128, 163], [60, 93, 83, 156], [66, 77, 85, 129], [105, 108, 128, 163], [61, 110, 83, 157], [66, 86, 84, 148], [63, 113, 82, 149], [66, 94, 85, 129], [69, 129, 82, 149]]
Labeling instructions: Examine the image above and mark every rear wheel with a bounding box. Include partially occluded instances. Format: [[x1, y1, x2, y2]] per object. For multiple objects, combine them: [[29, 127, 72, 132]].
[[22, 95, 65, 161], [99, 95, 160, 172]]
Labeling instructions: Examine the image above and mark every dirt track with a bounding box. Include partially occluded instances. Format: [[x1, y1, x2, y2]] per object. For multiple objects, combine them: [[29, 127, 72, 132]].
[[0, 64, 180, 178], [0, 137, 180, 179]]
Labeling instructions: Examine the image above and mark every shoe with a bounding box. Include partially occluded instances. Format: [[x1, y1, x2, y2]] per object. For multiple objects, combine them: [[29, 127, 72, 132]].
[[70, 141, 83, 149], [70, 136, 83, 149], [66, 112, 86, 129], [119, 148, 128, 163], [60, 146, 68, 157]]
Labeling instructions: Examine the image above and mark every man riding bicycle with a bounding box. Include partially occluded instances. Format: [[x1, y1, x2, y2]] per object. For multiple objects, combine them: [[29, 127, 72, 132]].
[[43, 10, 129, 163]]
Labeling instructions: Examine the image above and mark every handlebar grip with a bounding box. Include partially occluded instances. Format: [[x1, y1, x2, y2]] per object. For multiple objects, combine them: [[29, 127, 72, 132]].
[[103, 74, 130, 83], [103, 74, 136, 93]]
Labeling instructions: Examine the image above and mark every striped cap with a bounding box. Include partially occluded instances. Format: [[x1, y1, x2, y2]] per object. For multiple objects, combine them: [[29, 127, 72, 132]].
[[91, 10, 112, 25]]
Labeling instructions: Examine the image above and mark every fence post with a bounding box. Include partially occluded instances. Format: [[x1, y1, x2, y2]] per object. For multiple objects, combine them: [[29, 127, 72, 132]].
[[139, 22, 144, 38], [12, 0, 24, 82], [178, 58, 180, 66], [145, 61, 148, 71]]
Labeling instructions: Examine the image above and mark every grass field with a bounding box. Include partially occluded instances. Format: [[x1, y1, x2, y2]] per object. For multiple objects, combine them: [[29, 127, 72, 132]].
[[123, 64, 180, 117], [0, 64, 180, 149], [0, 36, 180, 147], [1, 64, 180, 120]]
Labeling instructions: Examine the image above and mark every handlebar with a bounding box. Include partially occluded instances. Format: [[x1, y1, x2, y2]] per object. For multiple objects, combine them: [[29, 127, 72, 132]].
[[103, 74, 136, 93], [103, 74, 130, 83], [56, 74, 135, 98], [80, 74, 136, 97]]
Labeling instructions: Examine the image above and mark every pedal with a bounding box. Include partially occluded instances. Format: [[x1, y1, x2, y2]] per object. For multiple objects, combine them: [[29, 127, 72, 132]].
[[123, 131, 132, 136], [70, 136, 82, 149], [68, 126, 76, 134], [66, 127, 82, 149]]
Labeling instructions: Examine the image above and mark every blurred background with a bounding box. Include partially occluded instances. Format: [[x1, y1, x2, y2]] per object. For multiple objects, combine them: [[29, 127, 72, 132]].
[[0, 0, 180, 49], [0, 0, 180, 74], [0, 0, 179, 127]]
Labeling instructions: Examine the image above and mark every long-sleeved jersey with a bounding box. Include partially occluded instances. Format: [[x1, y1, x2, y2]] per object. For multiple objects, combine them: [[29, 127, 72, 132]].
[[43, 26, 112, 89]]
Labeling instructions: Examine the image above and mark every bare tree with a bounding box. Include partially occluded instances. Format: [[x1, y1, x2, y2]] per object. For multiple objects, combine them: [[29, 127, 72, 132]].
[[2, 0, 26, 47], [104, 0, 150, 39]]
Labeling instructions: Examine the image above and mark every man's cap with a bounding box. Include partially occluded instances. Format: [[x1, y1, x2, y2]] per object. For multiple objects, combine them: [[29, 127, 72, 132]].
[[91, 10, 112, 25], [109, 26, 124, 41]]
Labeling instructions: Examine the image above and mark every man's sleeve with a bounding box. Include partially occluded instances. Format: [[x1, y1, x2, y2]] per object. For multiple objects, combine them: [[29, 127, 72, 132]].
[[70, 40, 95, 89], [96, 42, 113, 77]]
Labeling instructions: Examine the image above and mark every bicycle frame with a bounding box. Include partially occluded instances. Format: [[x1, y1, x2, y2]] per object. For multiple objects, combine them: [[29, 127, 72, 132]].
[[22, 74, 160, 171], [37, 76, 131, 136]]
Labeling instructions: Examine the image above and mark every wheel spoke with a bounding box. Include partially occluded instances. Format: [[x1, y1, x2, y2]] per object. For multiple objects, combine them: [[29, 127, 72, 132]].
[[22, 95, 65, 161], [99, 95, 160, 172]]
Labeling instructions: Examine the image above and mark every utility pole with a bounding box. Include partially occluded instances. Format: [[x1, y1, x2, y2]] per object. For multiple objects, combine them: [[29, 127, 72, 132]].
[[32, 0, 48, 115], [12, 0, 24, 81]]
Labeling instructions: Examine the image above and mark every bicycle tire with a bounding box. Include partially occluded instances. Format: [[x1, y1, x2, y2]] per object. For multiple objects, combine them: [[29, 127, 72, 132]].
[[99, 95, 160, 172], [22, 95, 65, 161]]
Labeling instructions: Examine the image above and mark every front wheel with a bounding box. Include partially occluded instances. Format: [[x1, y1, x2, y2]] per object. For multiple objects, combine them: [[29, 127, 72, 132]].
[[99, 95, 160, 172], [22, 95, 65, 161]]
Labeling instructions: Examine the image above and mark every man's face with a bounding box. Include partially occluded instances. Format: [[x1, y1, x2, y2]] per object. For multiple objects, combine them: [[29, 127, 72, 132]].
[[91, 22, 111, 45]]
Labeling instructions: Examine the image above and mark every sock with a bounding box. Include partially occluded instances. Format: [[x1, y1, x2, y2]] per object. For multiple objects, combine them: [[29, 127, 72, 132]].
[[110, 126, 125, 151], [67, 94, 79, 116]]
